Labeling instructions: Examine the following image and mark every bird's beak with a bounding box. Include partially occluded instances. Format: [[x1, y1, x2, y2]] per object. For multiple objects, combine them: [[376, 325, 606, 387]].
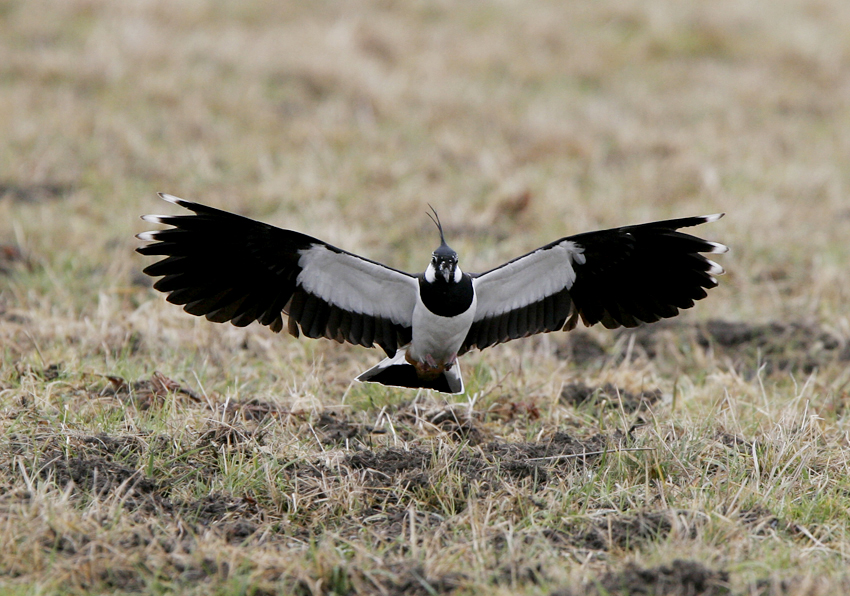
[[439, 263, 452, 283]]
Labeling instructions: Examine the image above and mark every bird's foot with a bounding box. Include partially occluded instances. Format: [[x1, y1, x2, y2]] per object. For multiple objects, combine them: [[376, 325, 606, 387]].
[[408, 354, 447, 380]]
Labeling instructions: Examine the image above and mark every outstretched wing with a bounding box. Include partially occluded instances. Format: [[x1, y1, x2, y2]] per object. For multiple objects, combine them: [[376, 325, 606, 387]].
[[136, 194, 416, 357], [461, 214, 727, 354]]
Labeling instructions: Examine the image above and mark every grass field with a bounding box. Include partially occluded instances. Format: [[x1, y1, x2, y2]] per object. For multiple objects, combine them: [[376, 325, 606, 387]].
[[2, 0, 850, 594]]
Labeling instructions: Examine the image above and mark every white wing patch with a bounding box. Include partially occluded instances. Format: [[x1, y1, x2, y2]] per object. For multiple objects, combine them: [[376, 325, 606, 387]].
[[297, 245, 419, 327], [472, 240, 585, 320]]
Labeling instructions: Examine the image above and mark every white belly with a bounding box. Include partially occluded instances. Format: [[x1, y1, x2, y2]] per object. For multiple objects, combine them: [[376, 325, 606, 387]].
[[408, 292, 477, 365]]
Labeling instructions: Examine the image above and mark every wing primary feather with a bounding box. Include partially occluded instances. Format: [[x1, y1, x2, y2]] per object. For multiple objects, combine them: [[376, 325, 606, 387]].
[[287, 290, 306, 322], [164, 285, 210, 306], [497, 313, 509, 345], [476, 320, 490, 350], [541, 296, 554, 331], [232, 304, 263, 327], [138, 194, 417, 352], [325, 305, 342, 339], [599, 311, 619, 329], [554, 289, 572, 328], [536, 301, 547, 335], [338, 310, 352, 341], [259, 290, 292, 327], [299, 292, 322, 334], [349, 313, 363, 345], [205, 295, 249, 323], [306, 298, 329, 338], [360, 315, 375, 347], [507, 309, 519, 340], [517, 305, 529, 337], [287, 314, 300, 337]]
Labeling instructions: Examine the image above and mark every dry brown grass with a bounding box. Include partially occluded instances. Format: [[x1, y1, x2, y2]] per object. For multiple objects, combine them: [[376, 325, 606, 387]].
[[2, 0, 850, 594]]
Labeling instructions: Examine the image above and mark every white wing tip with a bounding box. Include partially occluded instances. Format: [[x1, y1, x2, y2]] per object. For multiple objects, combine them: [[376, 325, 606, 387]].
[[706, 241, 729, 254], [701, 213, 725, 223], [141, 214, 167, 225], [136, 231, 159, 242], [707, 260, 725, 275], [158, 192, 186, 206]]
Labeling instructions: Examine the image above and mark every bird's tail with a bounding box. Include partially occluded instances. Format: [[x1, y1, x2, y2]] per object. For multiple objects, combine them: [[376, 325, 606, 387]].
[[355, 349, 464, 394]]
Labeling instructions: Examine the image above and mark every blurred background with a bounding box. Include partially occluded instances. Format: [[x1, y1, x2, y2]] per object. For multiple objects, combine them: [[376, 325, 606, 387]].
[[0, 0, 849, 382]]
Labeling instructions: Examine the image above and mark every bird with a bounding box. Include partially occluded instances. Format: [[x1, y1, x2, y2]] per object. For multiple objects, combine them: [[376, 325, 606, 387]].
[[136, 193, 728, 394]]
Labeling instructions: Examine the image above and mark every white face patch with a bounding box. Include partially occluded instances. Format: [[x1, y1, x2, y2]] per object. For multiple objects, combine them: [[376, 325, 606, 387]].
[[425, 262, 437, 283], [454, 264, 462, 283]]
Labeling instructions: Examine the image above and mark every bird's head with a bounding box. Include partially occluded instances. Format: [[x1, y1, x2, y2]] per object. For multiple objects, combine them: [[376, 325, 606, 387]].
[[424, 206, 461, 284]]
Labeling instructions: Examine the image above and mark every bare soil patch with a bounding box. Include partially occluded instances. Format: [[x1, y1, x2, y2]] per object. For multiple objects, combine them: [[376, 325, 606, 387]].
[[218, 398, 289, 423], [560, 382, 663, 413], [39, 455, 157, 496], [347, 446, 432, 477], [547, 510, 682, 552], [391, 400, 486, 444], [696, 320, 846, 375], [556, 331, 607, 365], [314, 411, 372, 445], [102, 371, 201, 409], [555, 560, 730, 596], [557, 320, 849, 377]]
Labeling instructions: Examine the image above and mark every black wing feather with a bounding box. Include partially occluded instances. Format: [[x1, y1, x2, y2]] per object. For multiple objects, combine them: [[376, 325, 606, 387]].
[[137, 195, 412, 357], [460, 215, 725, 354]]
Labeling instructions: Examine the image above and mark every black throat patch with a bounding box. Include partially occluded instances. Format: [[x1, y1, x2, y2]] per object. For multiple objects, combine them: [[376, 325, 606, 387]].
[[419, 274, 474, 317]]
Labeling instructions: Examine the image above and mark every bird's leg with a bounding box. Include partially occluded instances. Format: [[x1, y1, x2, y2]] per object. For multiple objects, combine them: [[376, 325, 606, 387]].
[[424, 354, 439, 370], [444, 353, 457, 371]]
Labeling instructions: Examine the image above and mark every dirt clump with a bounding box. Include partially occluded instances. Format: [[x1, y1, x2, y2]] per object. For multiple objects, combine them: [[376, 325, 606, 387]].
[[197, 422, 262, 451], [71, 434, 146, 467], [102, 371, 201, 409], [484, 431, 608, 463], [346, 447, 432, 477], [358, 506, 445, 544], [395, 401, 485, 444], [548, 511, 676, 551], [220, 398, 288, 423], [560, 382, 663, 413], [576, 559, 730, 595], [222, 520, 258, 542], [614, 320, 686, 361], [372, 563, 464, 596], [146, 492, 263, 528], [40, 455, 157, 496], [555, 331, 607, 365], [735, 505, 801, 537], [452, 431, 611, 491], [716, 432, 753, 455], [698, 320, 843, 374], [313, 411, 369, 445], [604, 319, 848, 376]]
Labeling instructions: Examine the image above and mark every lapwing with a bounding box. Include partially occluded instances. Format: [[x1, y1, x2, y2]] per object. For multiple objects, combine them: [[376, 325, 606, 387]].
[[137, 194, 728, 394]]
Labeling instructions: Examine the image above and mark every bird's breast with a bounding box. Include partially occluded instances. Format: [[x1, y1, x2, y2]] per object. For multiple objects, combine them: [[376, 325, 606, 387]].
[[409, 277, 476, 364], [417, 274, 474, 317]]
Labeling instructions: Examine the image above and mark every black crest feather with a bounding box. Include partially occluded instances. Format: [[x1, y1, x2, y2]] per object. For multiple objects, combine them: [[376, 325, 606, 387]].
[[427, 204, 447, 247]]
